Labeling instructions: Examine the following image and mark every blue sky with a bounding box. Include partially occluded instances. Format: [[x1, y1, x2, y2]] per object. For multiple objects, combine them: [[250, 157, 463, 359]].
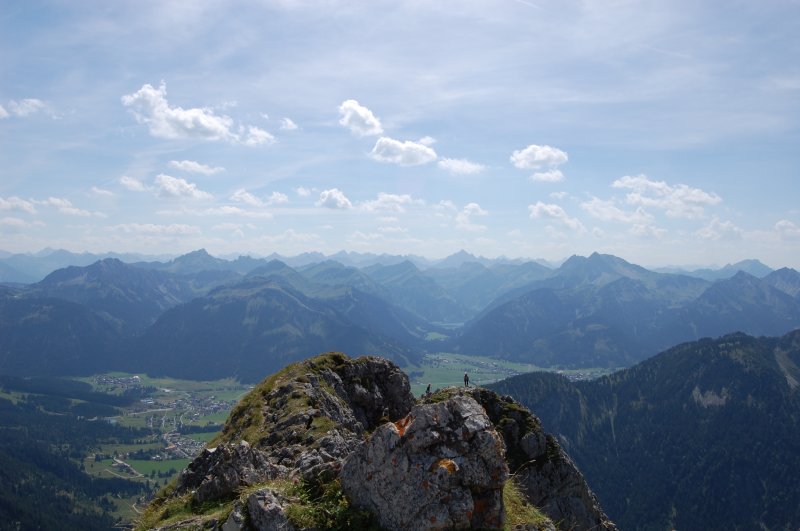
[[1, 0, 799, 268]]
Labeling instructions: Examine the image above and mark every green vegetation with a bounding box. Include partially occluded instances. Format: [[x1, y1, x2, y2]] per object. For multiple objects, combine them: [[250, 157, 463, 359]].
[[284, 478, 379, 530], [405, 352, 616, 396], [212, 351, 349, 447], [0, 370, 250, 529], [491, 330, 800, 531], [503, 478, 552, 529]]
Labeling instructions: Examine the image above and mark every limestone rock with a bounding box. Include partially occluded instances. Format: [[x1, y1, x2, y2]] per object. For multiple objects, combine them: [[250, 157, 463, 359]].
[[341, 395, 509, 530], [247, 488, 296, 531], [173, 440, 284, 503], [455, 388, 617, 531]]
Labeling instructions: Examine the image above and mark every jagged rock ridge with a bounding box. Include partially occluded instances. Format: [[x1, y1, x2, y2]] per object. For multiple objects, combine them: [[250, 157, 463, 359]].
[[139, 352, 615, 531]]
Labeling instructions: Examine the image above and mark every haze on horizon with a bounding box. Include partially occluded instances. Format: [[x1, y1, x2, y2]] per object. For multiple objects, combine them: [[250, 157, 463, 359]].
[[1, 1, 799, 269]]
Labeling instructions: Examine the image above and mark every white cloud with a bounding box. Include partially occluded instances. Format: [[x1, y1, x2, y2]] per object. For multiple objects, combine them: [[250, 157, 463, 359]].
[[436, 200, 458, 213], [338, 99, 383, 136], [316, 188, 352, 209], [361, 193, 421, 213], [455, 202, 488, 232], [370, 137, 437, 166], [695, 217, 743, 240], [243, 125, 276, 146], [90, 186, 114, 198], [267, 191, 289, 205], [530, 169, 564, 182], [295, 186, 312, 197], [122, 83, 237, 142], [119, 175, 148, 192], [40, 197, 95, 217], [775, 219, 800, 240], [230, 189, 288, 207], [1, 217, 38, 232], [111, 223, 201, 235], [168, 160, 225, 175], [612, 174, 721, 219], [528, 201, 586, 233], [437, 158, 485, 175], [418, 136, 437, 146], [581, 197, 652, 224], [230, 188, 262, 207], [511, 145, 568, 180], [630, 224, 667, 238], [0, 196, 37, 214], [0, 105, 8, 119], [154, 174, 213, 199], [280, 117, 298, 130], [8, 98, 47, 117]]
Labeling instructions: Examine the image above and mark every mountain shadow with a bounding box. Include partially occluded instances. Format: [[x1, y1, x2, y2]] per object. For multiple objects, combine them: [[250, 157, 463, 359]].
[[489, 329, 800, 530]]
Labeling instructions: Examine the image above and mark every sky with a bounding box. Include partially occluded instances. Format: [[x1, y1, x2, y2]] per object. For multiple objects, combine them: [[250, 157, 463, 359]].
[[1, 0, 799, 269]]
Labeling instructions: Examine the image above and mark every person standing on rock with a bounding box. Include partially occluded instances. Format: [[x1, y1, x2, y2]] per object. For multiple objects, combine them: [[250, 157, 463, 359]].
[[426, 383, 431, 395], [464, 372, 470, 387]]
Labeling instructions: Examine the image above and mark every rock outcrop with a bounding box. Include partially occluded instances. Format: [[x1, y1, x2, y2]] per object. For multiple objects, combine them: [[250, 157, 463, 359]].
[[441, 387, 617, 531], [341, 395, 508, 530], [140, 352, 615, 531]]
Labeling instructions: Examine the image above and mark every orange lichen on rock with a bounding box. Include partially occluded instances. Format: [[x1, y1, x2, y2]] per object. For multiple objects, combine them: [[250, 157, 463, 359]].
[[393, 414, 414, 436], [430, 458, 457, 474]]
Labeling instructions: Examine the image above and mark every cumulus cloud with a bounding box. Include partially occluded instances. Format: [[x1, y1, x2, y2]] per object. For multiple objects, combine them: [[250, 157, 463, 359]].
[[122, 83, 236, 141], [154, 174, 213, 199], [338, 99, 383, 136], [90, 186, 114, 198], [295, 186, 313, 197], [438, 158, 485, 175], [122, 82, 274, 146], [280, 117, 298, 130], [230, 189, 288, 207], [168, 160, 225, 174], [316, 188, 352, 209], [418, 136, 437, 146], [511, 144, 568, 181], [370, 137, 437, 166], [0, 105, 8, 119], [1, 217, 39, 232], [243, 125, 276, 146], [580, 197, 652, 224], [230, 188, 263, 207], [630, 224, 667, 239], [119, 176, 148, 192], [612, 174, 721, 219], [38, 197, 95, 217], [530, 169, 564, 182], [455, 202, 489, 232], [361, 193, 421, 213], [695, 217, 743, 240], [8, 98, 48, 117], [775, 219, 800, 240], [267, 191, 289, 205], [0, 196, 37, 214], [528, 201, 586, 233]]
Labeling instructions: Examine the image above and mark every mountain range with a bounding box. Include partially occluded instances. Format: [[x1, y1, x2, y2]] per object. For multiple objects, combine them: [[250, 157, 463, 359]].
[[1, 249, 799, 382], [488, 329, 800, 530]]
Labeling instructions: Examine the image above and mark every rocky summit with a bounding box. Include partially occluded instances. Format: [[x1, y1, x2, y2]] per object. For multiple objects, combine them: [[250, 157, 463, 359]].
[[138, 352, 615, 531]]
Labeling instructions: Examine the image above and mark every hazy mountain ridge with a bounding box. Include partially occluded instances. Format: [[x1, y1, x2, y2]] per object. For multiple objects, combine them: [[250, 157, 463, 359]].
[[1, 249, 798, 382], [488, 330, 800, 530], [453, 254, 800, 368]]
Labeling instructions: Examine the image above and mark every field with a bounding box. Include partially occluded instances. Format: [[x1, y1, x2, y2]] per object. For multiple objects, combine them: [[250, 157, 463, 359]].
[[405, 352, 617, 397]]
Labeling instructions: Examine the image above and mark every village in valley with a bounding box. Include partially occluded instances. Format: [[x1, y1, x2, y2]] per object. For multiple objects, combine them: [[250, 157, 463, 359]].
[[80, 373, 251, 520]]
